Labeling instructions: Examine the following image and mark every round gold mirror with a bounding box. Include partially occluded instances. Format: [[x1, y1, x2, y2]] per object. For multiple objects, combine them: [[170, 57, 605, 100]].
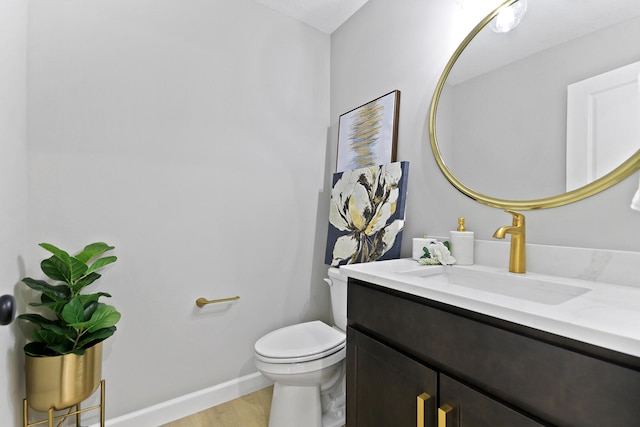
[[429, 0, 640, 210]]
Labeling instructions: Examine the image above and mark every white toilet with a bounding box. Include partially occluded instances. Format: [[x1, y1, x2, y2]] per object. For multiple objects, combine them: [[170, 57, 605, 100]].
[[254, 267, 348, 427]]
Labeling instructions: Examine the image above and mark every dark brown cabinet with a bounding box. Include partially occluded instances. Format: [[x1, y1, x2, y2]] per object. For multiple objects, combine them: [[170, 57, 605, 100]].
[[347, 327, 541, 427], [347, 327, 437, 426], [346, 278, 640, 427]]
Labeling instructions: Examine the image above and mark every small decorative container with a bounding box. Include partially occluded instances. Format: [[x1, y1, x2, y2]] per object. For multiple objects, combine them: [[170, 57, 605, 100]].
[[413, 237, 438, 260]]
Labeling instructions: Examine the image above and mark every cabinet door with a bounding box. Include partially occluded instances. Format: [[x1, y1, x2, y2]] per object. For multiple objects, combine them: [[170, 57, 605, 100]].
[[347, 327, 438, 427], [439, 375, 544, 427]]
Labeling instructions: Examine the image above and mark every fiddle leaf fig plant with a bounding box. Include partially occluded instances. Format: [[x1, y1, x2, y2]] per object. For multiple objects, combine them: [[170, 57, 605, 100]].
[[18, 242, 121, 357]]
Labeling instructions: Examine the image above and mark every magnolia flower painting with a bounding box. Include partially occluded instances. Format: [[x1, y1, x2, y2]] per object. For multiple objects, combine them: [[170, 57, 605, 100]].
[[325, 161, 409, 266]]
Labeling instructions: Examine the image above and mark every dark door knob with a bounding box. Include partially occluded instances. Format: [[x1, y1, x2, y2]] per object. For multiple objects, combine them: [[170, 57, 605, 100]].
[[0, 294, 16, 325]]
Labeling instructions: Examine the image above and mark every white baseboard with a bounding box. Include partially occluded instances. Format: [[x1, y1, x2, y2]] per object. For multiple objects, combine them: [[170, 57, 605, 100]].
[[88, 372, 272, 427]]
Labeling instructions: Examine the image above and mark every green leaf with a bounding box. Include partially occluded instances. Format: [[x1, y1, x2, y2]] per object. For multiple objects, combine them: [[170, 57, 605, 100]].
[[35, 293, 67, 316], [44, 341, 76, 355], [421, 246, 432, 259], [86, 256, 117, 275], [39, 243, 71, 265], [67, 257, 90, 284], [443, 241, 451, 251], [39, 243, 91, 285], [64, 303, 120, 331], [40, 257, 68, 282], [61, 297, 85, 325], [24, 341, 55, 357], [79, 292, 112, 303], [40, 322, 74, 337], [17, 313, 57, 327], [71, 272, 101, 294], [76, 326, 116, 349], [85, 305, 121, 333], [22, 277, 70, 302], [83, 300, 99, 321], [75, 242, 115, 264], [33, 328, 71, 348], [41, 255, 88, 285]]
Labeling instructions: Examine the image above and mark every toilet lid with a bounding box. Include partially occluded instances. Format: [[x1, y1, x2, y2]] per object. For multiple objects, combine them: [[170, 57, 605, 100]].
[[255, 321, 346, 362]]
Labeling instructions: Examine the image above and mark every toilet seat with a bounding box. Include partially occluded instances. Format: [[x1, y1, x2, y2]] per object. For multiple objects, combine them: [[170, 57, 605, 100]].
[[255, 320, 346, 364], [255, 347, 346, 376]]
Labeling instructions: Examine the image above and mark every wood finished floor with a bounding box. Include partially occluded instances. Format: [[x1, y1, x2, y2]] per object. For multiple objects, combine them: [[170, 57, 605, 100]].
[[160, 386, 273, 427]]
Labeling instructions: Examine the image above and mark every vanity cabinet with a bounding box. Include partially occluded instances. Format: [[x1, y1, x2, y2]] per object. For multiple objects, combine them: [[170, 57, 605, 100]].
[[347, 327, 541, 426], [346, 278, 640, 427]]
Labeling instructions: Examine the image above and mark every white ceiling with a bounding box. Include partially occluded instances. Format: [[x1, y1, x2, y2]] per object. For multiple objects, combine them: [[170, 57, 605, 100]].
[[253, 0, 369, 34]]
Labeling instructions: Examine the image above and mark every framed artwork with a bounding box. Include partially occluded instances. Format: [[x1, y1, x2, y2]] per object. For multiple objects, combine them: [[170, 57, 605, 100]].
[[336, 90, 401, 173], [325, 161, 409, 267]]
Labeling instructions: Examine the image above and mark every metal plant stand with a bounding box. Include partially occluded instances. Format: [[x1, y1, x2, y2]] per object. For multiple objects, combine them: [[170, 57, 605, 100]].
[[23, 379, 105, 427]]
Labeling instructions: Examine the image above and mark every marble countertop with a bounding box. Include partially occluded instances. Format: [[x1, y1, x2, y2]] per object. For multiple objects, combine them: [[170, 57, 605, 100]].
[[341, 256, 640, 359]]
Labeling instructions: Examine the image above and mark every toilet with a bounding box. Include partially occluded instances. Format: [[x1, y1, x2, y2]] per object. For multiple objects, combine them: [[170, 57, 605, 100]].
[[254, 267, 348, 427]]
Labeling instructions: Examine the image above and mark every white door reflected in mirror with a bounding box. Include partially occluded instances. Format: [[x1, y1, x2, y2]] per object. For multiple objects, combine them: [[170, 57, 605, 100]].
[[566, 61, 640, 191]]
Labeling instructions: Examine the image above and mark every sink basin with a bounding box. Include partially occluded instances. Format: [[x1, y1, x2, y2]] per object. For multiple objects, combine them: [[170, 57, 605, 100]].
[[401, 265, 591, 305]]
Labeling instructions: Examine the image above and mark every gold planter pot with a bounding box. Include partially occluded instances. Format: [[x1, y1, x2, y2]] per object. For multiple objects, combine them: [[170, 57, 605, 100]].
[[25, 342, 103, 412]]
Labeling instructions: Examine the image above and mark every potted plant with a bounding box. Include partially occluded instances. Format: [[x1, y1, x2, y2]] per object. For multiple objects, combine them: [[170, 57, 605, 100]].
[[18, 242, 120, 412]]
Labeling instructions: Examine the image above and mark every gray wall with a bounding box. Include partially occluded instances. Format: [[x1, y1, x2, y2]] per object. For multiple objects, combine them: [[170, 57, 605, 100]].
[[0, 1, 28, 426], [17, 0, 330, 422]]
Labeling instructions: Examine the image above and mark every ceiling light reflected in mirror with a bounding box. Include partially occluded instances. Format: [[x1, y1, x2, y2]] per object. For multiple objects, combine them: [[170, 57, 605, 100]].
[[455, 0, 527, 34], [490, 0, 527, 33]]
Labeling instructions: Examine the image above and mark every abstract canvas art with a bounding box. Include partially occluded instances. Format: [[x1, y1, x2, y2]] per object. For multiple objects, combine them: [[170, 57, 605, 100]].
[[336, 90, 400, 173], [325, 161, 409, 267]]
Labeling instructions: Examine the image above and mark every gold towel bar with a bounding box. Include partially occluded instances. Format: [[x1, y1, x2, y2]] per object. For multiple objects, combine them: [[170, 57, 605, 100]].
[[196, 296, 240, 308]]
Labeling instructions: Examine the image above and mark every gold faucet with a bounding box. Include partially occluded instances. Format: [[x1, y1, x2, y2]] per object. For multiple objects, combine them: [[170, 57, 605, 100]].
[[492, 210, 526, 274]]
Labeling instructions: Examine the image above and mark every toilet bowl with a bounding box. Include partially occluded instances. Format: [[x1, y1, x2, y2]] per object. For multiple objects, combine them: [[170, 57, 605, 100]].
[[254, 267, 348, 427]]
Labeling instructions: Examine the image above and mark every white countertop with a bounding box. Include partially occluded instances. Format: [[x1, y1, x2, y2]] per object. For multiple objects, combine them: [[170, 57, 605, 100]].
[[341, 257, 640, 359]]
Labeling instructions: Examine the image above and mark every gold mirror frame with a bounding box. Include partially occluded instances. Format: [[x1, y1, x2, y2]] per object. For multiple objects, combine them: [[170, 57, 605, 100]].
[[429, 0, 640, 210]]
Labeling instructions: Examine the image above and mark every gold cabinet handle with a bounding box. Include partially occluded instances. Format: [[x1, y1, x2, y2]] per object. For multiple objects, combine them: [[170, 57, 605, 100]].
[[438, 404, 459, 427], [196, 296, 240, 307], [417, 392, 432, 427]]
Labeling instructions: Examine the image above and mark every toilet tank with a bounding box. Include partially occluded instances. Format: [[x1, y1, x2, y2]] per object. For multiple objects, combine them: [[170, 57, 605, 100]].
[[326, 267, 348, 332]]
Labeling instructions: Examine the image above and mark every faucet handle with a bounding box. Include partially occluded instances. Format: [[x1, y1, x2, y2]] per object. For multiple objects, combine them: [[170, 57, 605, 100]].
[[504, 209, 525, 225]]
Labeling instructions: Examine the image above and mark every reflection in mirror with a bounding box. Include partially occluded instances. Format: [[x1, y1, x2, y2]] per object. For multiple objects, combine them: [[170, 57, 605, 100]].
[[435, 0, 640, 202], [488, 0, 527, 33], [566, 61, 640, 191]]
